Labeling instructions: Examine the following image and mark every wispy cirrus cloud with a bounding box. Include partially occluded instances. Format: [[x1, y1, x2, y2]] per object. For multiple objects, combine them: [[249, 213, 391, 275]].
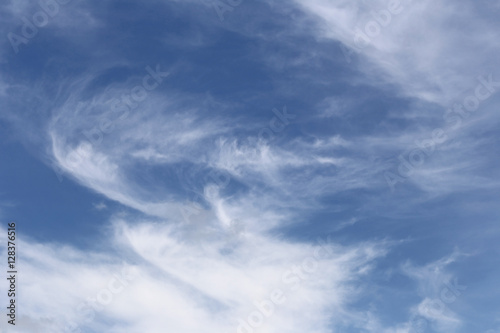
[[291, 0, 500, 105], [0, 220, 388, 333]]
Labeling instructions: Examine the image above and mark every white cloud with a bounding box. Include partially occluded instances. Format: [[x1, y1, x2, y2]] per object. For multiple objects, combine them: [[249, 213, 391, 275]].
[[0, 220, 387, 333], [292, 0, 500, 105], [401, 252, 467, 332]]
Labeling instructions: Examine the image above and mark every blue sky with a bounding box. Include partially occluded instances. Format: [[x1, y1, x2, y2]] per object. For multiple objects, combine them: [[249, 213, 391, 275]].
[[0, 0, 499, 332]]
